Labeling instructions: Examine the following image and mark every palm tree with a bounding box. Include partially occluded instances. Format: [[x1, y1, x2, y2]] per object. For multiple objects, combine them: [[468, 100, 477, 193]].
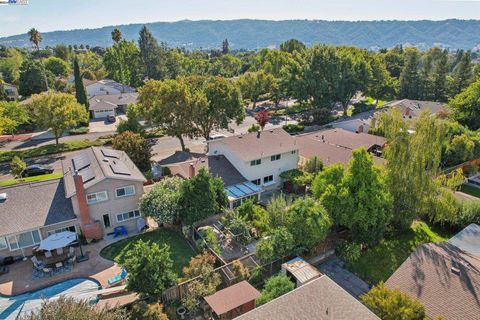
[[28, 28, 42, 50], [111, 28, 122, 44]]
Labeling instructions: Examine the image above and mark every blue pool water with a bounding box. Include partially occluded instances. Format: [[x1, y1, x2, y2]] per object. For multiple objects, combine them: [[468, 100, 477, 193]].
[[0, 278, 100, 320]]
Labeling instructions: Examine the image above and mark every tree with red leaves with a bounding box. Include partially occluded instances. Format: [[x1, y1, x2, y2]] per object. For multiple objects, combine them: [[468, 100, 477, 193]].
[[255, 109, 270, 131]]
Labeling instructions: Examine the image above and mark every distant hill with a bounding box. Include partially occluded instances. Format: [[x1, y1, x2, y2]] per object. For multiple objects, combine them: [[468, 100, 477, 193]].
[[1, 19, 480, 50]]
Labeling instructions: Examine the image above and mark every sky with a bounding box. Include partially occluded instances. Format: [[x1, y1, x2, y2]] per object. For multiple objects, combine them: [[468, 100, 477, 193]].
[[1, 0, 480, 37]]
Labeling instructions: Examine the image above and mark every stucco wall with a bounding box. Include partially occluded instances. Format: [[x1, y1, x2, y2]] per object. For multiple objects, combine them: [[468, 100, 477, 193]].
[[209, 144, 299, 189], [71, 179, 144, 234]]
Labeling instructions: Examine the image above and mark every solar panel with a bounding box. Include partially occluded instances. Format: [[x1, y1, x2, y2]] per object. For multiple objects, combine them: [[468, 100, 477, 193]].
[[244, 182, 262, 192], [109, 161, 131, 176], [72, 154, 91, 171], [101, 149, 120, 159], [80, 166, 96, 183]]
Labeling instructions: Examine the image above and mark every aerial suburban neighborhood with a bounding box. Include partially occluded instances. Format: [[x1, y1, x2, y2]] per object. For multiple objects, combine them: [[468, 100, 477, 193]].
[[1, 1, 480, 319]]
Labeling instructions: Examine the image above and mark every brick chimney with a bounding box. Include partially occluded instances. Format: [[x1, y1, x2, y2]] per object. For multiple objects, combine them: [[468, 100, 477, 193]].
[[73, 171, 103, 240], [73, 172, 91, 226], [189, 163, 195, 178]]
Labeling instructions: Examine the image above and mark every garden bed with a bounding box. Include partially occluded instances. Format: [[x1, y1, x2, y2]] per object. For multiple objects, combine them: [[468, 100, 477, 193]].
[[100, 228, 195, 277]]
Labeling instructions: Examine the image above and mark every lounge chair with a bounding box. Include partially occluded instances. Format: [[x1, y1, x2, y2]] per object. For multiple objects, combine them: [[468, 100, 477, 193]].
[[67, 247, 75, 258], [30, 256, 44, 270], [108, 268, 127, 286]]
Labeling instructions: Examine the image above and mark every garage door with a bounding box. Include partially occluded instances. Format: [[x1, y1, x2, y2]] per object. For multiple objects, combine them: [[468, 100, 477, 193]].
[[94, 109, 115, 119]]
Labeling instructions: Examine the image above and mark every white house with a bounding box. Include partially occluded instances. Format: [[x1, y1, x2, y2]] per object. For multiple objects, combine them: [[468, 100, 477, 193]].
[[85, 79, 136, 98], [208, 128, 299, 192]]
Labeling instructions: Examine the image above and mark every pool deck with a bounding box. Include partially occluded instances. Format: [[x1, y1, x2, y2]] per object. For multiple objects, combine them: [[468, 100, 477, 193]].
[[0, 239, 121, 297]]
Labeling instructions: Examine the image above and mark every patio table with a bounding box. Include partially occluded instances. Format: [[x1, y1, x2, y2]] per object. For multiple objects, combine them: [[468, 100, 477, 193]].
[[37, 252, 69, 268]]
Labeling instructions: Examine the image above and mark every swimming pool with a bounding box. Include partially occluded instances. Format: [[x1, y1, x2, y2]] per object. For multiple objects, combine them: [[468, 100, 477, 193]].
[[0, 278, 100, 320]]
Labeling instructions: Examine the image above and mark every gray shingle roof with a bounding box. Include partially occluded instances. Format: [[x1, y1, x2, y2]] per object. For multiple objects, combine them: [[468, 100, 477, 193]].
[[386, 241, 480, 320], [237, 275, 379, 320], [0, 179, 76, 236], [448, 224, 480, 256], [62, 147, 146, 198], [88, 93, 138, 111]]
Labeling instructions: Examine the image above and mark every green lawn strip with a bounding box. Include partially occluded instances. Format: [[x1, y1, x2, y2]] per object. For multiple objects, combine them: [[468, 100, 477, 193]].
[[346, 221, 455, 285], [0, 139, 107, 163], [100, 228, 195, 278], [459, 184, 480, 198], [0, 172, 64, 187]]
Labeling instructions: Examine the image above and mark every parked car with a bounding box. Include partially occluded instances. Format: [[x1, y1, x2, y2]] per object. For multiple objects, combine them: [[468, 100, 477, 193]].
[[208, 134, 227, 141], [22, 165, 54, 177], [107, 115, 116, 123]]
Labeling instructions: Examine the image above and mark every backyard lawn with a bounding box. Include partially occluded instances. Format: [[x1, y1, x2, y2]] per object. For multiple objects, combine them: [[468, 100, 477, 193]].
[[346, 221, 456, 285], [459, 184, 480, 198], [100, 228, 195, 277], [0, 172, 63, 187]]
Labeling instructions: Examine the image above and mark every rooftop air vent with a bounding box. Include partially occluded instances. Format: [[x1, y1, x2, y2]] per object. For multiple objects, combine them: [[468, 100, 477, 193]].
[[102, 158, 109, 162], [451, 266, 460, 275], [0, 193, 7, 202]]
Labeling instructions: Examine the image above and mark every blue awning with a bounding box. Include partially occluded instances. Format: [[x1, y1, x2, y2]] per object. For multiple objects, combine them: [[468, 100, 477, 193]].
[[226, 182, 262, 200]]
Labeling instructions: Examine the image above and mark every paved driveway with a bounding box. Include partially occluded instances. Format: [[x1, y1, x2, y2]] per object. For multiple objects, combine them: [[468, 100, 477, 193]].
[[316, 256, 371, 299]]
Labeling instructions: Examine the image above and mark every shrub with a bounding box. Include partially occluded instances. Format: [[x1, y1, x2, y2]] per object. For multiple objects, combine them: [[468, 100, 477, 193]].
[[256, 274, 295, 306], [231, 260, 250, 283], [129, 301, 168, 320], [361, 282, 426, 320], [226, 215, 252, 245], [282, 123, 305, 134], [198, 227, 221, 254], [336, 241, 362, 264], [248, 123, 260, 133], [10, 156, 26, 178], [69, 126, 89, 135]]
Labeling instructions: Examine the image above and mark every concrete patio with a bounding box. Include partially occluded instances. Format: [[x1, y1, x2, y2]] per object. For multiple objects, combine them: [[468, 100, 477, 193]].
[[0, 239, 121, 297]]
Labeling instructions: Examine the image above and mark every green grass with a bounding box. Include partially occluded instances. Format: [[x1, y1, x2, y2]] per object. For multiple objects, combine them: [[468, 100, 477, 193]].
[[0, 172, 64, 187], [459, 184, 480, 198], [100, 228, 195, 278], [0, 139, 107, 163], [346, 221, 456, 285]]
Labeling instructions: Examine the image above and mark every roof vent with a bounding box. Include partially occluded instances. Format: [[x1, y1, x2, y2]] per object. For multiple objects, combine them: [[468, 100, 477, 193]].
[[103, 158, 109, 162], [0, 193, 7, 202], [451, 266, 460, 275]]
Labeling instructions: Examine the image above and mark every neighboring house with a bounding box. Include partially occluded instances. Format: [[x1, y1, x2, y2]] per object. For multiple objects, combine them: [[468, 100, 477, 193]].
[[62, 147, 146, 238], [0, 179, 78, 258], [3, 83, 19, 101], [296, 128, 386, 167], [386, 224, 480, 320], [160, 152, 262, 208], [237, 275, 380, 320], [333, 99, 449, 133], [0, 146, 146, 259], [85, 79, 136, 98], [208, 129, 299, 192], [88, 93, 138, 119], [204, 281, 261, 319]]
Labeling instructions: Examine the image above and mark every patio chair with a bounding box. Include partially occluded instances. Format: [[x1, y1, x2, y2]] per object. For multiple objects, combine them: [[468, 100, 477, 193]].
[[30, 256, 44, 270], [113, 226, 128, 238], [67, 247, 75, 258], [56, 248, 64, 255], [67, 255, 76, 265], [42, 267, 52, 276], [44, 251, 52, 258], [108, 268, 127, 286]]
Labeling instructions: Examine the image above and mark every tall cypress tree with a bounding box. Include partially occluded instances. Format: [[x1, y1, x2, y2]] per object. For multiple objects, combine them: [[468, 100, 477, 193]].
[[452, 51, 473, 95], [138, 26, 161, 80], [74, 57, 89, 114]]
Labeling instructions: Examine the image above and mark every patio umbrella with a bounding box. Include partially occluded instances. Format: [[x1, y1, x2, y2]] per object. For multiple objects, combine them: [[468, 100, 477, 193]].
[[38, 231, 77, 251]]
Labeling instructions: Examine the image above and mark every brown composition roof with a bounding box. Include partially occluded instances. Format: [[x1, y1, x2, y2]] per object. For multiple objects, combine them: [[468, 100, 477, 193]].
[[296, 128, 386, 166], [386, 242, 480, 320], [0, 179, 76, 236], [237, 275, 379, 320], [208, 128, 298, 161], [62, 147, 146, 198], [204, 281, 260, 315]]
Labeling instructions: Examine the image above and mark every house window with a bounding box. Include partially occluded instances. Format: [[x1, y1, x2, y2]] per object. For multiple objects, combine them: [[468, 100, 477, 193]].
[[250, 159, 261, 166], [263, 175, 274, 184], [86, 190, 108, 205], [251, 179, 261, 186], [116, 210, 141, 222], [0, 237, 7, 250], [271, 154, 281, 161], [291, 150, 296, 154], [115, 185, 136, 198], [7, 230, 41, 251], [47, 225, 76, 237]]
